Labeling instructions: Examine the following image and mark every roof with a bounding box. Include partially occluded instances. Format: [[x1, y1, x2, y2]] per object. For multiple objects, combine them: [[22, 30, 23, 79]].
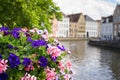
[[84, 15, 95, 21], [67, 13, 82, 22], [116, 4, 120, 7], [102, 15, 113, 23], [62, 12, 67, 17], [113, 4, 120, 15]]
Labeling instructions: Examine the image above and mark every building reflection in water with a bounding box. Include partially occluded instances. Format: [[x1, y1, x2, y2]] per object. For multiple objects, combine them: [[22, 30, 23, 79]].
[[112, 50, 120, 80], [100, 48, 120, 80], [60, 40, 85, 62], [111, 49, 120, 80]]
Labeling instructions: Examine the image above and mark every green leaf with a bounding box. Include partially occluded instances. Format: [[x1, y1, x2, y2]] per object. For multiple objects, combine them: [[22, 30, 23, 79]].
[[18, 64, 24, 70]]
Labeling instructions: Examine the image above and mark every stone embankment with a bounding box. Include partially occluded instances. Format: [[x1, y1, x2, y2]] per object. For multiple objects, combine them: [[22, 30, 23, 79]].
[[88, 39, 120, 48], [56, 37, 88, 41]]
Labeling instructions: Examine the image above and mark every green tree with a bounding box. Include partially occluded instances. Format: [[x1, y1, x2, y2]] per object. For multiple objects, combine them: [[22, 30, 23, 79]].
[[0, 0, 62, 31]]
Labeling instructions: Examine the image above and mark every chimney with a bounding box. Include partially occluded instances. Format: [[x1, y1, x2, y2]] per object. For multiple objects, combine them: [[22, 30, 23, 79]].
[[106, 18, 109, 23]]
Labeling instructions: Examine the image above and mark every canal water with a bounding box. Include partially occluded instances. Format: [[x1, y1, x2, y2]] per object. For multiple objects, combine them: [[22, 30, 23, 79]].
[[61, 40, 120, 80]]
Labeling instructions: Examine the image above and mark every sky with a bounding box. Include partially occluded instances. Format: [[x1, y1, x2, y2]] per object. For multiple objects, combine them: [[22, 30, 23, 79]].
[[53, 0, 120, 20]]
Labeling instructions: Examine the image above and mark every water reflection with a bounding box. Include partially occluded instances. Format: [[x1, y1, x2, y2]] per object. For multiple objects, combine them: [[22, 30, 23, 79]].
[[60, 40, 120, 80], [61, 41, 85, 61]]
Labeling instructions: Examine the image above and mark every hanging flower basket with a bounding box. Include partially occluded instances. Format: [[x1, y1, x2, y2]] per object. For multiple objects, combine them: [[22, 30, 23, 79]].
[[0, 26, 73, 80]]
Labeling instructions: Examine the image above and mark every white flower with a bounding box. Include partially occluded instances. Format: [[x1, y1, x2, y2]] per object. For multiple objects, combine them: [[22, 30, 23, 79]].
[[36, 30, 43, 34], [29, 29, 35, 33], [20, 73, 37, 80]]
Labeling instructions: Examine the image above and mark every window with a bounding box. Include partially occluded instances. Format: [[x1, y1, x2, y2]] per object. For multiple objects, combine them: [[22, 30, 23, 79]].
[[118, 24, 120, 30], [75, 29, 77, 32], [118, 17, 120, 21], [70, 29, 73, 32]]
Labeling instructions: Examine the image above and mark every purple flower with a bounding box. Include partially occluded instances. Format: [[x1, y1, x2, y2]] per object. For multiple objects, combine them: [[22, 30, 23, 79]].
[[0, 26, 9, 31], [0, 54, 2, 60], [31, 40, 39, 48], [12, 28, 21, 32], [51, 56, 57, 62], [8, 53, 20, 68], [22, 58, 31, 66], [0, 73, 8, 80], [27, 37, 33, 42], [57, 45, 65, 51], [37, 40, 47, 45], [39, 56, 48, 67], [8, 44, 13, 49], [46, 44, 49, 49], [12, 32, 20, 39], [11, 28, 21, 39], [31, 40, 47, 48], [25, 32, 30, 37], [3, 31, 10, 36], [0, 26, 9, 36]]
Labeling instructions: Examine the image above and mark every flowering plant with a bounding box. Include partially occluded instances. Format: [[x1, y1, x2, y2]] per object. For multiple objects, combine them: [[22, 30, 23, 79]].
[[0, 26, 72, 80]]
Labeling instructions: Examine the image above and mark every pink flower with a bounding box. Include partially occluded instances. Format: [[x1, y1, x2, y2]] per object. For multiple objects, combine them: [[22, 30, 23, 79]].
[[58, 62, 65, 71], [51, 50, 60, 58], [24, 64, 34, 71], [66, 61, 72, 69], [47, 46, 55, 55], [47, 46, 61, 58], [45, 67, 56, 80], [20, 73, 37, 80], [21, 28, 28, 32], [64, 74, 69, 80], [0, 59, 8, 73]]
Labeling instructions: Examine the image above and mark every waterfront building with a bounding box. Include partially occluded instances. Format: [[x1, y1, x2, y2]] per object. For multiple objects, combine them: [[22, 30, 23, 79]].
[[100, 15, 113, 40], [96, 20, 101, 38], [68, 13, 85, 37], [113, 4, 120, 40], [84, 15, 98, 38], [56, 14, 69, 37]]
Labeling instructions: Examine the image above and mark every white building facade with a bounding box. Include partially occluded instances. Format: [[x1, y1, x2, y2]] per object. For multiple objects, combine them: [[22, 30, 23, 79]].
[[100, 16, 113, 40], [56, 16, 69, 37], [85, 15, 98, 38]]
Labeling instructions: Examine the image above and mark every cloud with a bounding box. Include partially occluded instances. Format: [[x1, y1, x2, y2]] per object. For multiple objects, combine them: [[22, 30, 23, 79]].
[[116, 0, 120, 2], [53, 0, 117, 20]]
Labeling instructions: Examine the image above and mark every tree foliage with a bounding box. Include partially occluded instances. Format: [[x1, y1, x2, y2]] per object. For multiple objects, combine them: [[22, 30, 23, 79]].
[[0, 0, 62, 31]]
